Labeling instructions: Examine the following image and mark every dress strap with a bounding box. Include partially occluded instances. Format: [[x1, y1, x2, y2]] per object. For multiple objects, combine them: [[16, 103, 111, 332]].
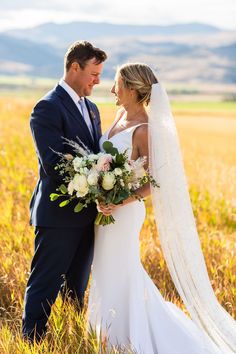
[[128, 122, 148, 135], [129, 122, 148, 130], [128, 123, 148, 147]]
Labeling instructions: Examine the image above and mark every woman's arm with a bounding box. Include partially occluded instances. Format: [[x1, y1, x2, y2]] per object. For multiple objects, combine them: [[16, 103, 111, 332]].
[[122, 124, 150, 204]]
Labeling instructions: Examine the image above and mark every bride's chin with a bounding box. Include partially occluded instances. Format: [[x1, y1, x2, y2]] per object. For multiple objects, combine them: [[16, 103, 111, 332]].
[[115, 98, 121, 106]]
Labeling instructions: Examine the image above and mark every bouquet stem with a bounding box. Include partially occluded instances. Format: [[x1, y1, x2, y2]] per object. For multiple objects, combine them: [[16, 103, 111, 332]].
[[95, 212, 115, 226]]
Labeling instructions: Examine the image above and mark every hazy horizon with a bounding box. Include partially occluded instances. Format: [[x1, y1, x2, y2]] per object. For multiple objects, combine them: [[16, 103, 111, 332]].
[[1, 19, 234, 34]]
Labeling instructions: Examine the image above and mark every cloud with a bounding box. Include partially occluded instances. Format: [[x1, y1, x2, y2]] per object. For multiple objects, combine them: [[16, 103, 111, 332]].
[[0, 0, 106, 11], [0, 0, 235, 31]]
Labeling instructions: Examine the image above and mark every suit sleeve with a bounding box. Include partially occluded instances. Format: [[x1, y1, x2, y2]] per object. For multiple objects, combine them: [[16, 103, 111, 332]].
[[30, 99, 65, 182]]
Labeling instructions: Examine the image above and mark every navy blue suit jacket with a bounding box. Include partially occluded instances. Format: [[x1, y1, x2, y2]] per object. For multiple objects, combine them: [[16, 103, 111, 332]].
[[29, 84, 102, 228]]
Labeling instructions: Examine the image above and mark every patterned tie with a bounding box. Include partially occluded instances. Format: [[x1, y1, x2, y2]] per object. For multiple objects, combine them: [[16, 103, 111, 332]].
[[78, 99, 94, 141]]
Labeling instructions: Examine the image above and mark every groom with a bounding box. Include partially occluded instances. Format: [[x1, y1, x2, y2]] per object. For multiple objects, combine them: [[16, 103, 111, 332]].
[[22, 40, 107, 342]]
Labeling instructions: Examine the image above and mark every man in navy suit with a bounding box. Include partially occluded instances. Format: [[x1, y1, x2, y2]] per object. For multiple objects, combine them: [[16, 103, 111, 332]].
[[22, 41, 107, 342]]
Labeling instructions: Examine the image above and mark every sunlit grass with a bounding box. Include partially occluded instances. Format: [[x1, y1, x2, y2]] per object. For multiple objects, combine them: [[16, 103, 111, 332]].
[[0, 94, 235, 353]]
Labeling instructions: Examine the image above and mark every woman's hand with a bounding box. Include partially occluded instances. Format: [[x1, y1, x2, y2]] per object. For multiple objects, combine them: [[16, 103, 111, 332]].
[[97, 203, 118, 216], [97, 195, 138, 215]]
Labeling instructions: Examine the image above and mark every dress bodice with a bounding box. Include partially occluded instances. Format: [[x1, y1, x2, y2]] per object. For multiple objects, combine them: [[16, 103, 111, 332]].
[[99, 123, 147, 159]]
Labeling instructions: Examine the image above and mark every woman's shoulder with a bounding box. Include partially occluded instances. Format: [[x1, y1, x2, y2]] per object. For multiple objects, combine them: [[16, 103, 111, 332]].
[[133, 122, 148, 137], [131, 122, 148, 159], [132, 121, 148, 147]]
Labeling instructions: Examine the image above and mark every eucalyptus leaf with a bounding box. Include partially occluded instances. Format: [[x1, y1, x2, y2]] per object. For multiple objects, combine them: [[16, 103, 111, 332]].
[[50, 193, 59, 201], [74, 202, 84, 213], [59, 184, 68, 194], [102, 141, 119, 156], [59, 199, 70, 207], [106, 190, 114, 204], [113, 190, 129, 204], [115, 153, 126, 165], [102, 141, 113, 152], [110, 147, 119, 156]]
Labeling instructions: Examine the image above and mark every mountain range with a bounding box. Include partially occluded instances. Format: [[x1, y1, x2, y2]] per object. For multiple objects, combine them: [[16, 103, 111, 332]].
[[0, 21, 236, 84]]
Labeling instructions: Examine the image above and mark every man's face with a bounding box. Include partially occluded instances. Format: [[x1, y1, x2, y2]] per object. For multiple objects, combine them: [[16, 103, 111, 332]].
[[70, 58, 103, 97]]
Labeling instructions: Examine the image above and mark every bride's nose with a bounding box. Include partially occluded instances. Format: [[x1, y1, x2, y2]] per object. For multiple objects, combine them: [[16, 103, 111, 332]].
[[111, 85, 115, 94]]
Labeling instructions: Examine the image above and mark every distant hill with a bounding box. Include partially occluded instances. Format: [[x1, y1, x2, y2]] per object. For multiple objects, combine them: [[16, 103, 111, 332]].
[[1, 21, 236, 84], [6, 22, 221, 47]]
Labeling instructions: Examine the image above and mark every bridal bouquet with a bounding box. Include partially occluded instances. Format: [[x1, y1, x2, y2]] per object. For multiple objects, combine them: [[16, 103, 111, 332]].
[[50, 138, 158, 225]]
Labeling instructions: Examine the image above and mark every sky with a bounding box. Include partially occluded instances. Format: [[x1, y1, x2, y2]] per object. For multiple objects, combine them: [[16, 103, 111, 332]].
[[0, 0, 235, 32]]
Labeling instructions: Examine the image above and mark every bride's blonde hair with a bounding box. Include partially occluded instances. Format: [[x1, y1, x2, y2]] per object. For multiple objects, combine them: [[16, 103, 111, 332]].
[[117, 63, 158, 105]]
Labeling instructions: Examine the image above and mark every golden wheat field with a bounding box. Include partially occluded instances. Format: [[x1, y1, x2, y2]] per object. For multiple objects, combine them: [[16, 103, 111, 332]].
[[0, 93, 235, 353]]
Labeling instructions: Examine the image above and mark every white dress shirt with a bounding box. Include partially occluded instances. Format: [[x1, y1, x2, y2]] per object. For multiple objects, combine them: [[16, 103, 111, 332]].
[[59, 79, 94, 139]]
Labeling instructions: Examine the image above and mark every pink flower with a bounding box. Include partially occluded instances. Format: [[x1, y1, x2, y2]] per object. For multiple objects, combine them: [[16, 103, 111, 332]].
[[64, 154, 74, 161], [96, 154, 113, 172]]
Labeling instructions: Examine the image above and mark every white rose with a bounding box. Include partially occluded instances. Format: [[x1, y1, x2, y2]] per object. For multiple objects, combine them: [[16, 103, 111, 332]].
[[76, 187, 89, 198], [114, 168, 122, 176], [87, 172, 99, 186], [68, 180, 74, 195], [80, 167, 89, 175], [88, 154, 99, 161], [73, 157, 83, 171], [102, 172, 116, 190], [73, 174, 89, 196]]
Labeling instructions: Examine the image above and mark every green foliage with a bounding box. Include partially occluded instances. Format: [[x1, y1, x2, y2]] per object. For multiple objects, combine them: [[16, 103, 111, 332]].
[[102, 141, 119, 156], [59, 200, 70, 207], [113, 190, 129, 204], [115, 152, 127, 166], [58, 184, 68, 194], [74, 202, 84, 213], [50, 193, 60, 201]]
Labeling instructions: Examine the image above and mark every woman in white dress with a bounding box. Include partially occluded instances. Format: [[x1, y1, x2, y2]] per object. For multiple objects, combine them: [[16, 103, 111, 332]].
[[87, 63, 236, 354]]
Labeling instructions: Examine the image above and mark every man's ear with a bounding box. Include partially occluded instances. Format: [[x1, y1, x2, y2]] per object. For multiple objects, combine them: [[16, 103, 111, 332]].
[[71, 62, 80, 72]]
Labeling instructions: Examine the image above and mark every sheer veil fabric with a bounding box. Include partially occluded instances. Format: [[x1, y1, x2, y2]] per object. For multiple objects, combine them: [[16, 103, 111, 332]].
[[148, 83, 236, 353]]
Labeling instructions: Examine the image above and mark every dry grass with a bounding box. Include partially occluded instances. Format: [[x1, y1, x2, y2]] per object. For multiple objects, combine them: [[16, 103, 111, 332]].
[[0, 95, 235, 353]]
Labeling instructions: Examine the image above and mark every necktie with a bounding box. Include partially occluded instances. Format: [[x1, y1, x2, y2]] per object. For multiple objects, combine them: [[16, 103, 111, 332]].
[[78, 99, 94, 140]]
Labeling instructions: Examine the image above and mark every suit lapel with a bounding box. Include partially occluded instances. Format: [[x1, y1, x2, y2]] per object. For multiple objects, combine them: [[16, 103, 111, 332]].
[[84, 99, 99, 143], [55, 85, 95, 149]]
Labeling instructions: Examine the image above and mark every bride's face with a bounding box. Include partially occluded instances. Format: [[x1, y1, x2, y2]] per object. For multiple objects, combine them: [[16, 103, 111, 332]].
[[111, 74, 130, 106]]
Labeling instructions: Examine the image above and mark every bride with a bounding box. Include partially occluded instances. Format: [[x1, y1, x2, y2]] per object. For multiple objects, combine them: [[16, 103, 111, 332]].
[[87, 63, 236, 353]]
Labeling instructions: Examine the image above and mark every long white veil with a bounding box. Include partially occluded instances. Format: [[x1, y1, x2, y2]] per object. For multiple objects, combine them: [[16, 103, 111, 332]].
[[148, 83, 236, 353]]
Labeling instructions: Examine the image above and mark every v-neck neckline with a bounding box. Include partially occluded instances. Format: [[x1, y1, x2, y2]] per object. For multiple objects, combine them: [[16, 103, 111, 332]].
[[107, 123, 148, 140]]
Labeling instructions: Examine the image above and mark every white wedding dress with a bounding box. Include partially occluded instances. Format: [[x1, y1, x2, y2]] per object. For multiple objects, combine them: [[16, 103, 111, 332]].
[[87, 124, 220, 354]]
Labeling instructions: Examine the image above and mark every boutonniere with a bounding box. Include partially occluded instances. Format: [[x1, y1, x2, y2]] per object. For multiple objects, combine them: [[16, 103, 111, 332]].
[[89, 110, 96, 120]]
